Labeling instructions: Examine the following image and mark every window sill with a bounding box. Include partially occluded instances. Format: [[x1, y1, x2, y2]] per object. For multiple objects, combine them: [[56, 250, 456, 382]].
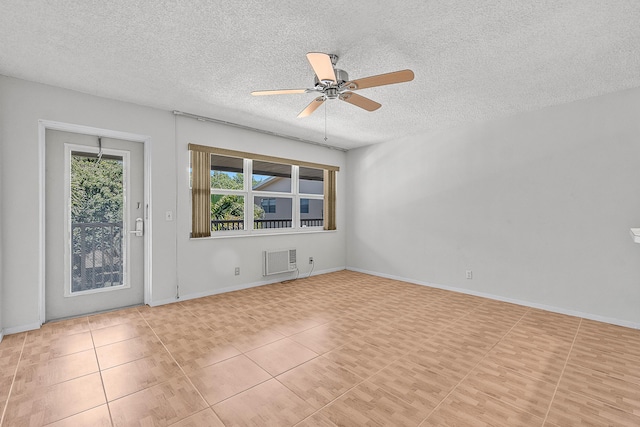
[[190, 228, 336, 240]]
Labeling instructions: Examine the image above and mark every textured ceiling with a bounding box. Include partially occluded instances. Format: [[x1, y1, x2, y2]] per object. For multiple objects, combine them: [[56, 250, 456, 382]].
[[1, 1, 639, 150]]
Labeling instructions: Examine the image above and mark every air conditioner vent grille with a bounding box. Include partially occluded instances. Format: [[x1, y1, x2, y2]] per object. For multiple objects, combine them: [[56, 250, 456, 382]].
[[263, 248, 297, 276]]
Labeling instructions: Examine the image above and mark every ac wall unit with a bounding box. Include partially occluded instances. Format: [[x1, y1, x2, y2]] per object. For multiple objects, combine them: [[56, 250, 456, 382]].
[[263, 248, 297, 276]]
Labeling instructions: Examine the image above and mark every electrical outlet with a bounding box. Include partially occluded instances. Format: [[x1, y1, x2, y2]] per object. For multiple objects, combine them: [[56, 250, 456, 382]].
[[466, 270, 473, 279], [309, 257, 314, 264], [234, 267, 240, 276]]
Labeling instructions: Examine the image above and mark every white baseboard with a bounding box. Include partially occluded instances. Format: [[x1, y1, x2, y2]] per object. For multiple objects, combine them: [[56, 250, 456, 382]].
[[150, 266, 346, 307], [347, 267, 640, 330], [3, 322, 42, 336]]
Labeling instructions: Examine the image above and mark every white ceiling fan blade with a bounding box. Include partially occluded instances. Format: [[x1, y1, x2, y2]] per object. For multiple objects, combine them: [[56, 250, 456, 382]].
[[251, 89, 307, 96], [297, 97, 325, 118], [306, 52, 336, 83], [345, 69, 414, 90], [339, 92, 381, 111]]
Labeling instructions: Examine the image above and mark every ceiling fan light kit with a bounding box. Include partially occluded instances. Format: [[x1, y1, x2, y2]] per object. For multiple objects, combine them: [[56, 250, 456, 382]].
[[251, 52, 414, 118]]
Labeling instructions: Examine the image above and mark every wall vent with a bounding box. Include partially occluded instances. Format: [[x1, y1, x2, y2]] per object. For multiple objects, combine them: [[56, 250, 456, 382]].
[[263, 248, 297, 276]]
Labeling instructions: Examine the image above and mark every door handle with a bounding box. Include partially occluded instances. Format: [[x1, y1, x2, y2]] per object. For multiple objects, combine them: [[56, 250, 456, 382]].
[[130, 217, 144, 237]]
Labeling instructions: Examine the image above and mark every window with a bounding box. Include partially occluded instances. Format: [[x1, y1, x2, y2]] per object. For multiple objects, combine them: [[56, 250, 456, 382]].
[[260, 198, 276, 213], [210, 154, 246, 231], [189, 144, 338, 237]]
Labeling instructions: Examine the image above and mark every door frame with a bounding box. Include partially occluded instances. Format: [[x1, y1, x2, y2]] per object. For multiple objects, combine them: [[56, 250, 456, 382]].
[[38, 120, 153, 324]]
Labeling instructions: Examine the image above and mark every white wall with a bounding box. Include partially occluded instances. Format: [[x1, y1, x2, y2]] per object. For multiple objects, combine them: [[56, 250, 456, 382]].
[[172, 117, 346, 304], [0, 75, 177, 332], [347, 86, 640, 327], [0, 109, 4, 341], [0, 76, 346, 332]]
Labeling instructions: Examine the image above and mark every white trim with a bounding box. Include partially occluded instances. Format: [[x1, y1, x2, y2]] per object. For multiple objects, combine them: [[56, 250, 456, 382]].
[[38, 120, 152, 324], [150, 266, 345, 307], [4, 322, 42, 335], [347, 267, 640, 330], [0, 330, 4, 343], [190, 229, 336, 240]]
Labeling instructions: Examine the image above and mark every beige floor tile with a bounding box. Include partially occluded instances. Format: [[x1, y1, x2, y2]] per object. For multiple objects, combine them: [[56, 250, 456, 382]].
[[430, 326, 502, 353], [558, 363, 640, 416], [574, 331, 640, 360], [88, 307, 144, 330], [96, 334, 168, 370], [21, 331, 94, 364], [322, 338, 395, 378], [221, 325, 286, 353], [276, 357, 362, 409], [369, 359, 459, 414], [37, 318, 91, 338], [246, 338, 318, 376], [568, 344, 640, 385], [517, 310, 581, 341], [361, 325, 421, 357], [545, 387, 640, 426], [91, 319, 153, 348], [579, 319, 640, 344], [423, 385, 544, 426], [462, 359, 556, 419], [295, 412, 339, 427], [321, 381, 425, 427], [137, 302, 188, 319], [504, 325, 574, 352], [43, 404, 112, 427], [164, 335, 241, 374], [168, 408, 225, 427], [213, 378, 315, 426], [3, 271, 640, 427], [271, 316, 325, 337], [0, 340, 22, 372], [289, 323, 352, 354], [0, 333, 27, 350], [0, 370, 16, 404], [3, 372, 106, 426], [402, 343, 480, 382], [102, 352, 183, 401], [151, 321, 215, 344], [188, 355, 271, 405], [12, 349, 98, 395], [203, 312, 257, 336], [483, 338, 569, 384], [109, 376, 207, 427]]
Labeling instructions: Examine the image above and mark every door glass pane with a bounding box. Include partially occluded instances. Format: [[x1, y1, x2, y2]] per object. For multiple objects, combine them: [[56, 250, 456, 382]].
[[70, 152, 124, 292]]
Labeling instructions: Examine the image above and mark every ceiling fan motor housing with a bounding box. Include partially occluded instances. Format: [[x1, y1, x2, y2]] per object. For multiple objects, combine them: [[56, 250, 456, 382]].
[[314, 68, 349, 89]]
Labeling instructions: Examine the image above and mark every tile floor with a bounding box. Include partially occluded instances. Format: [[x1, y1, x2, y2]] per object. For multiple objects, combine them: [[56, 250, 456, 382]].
[[1, 270, 639, 426]]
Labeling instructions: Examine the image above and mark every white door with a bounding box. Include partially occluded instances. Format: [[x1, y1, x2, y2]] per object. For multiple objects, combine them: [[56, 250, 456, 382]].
[[45, 130, 145, 321]]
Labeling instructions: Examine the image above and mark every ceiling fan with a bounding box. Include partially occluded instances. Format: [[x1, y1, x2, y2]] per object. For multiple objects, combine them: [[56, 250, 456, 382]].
[[251, 52, 414, 118]]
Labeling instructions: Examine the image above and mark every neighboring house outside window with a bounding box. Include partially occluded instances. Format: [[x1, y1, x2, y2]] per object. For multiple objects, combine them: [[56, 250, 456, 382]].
[[260, 197, 276, 214]]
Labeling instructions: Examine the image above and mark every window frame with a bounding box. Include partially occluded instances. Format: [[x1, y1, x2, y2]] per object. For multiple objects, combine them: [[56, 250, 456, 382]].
[[189, 145, 338, 238]]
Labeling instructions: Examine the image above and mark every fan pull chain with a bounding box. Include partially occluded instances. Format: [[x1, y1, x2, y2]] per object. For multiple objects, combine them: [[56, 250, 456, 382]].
[[324, 102, 328, 141]]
